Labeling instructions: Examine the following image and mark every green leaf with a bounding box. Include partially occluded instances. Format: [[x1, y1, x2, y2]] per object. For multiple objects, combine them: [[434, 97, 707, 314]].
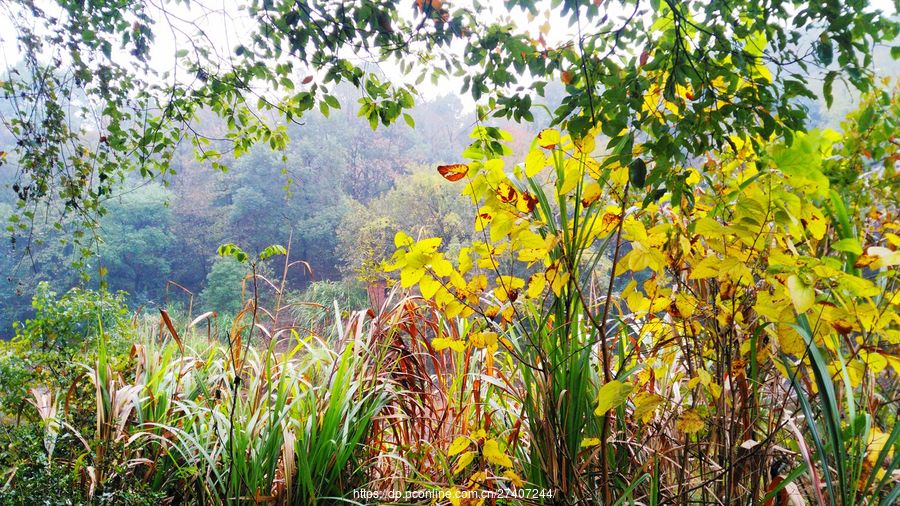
[[816, 40, 833, 66], [831, 238, 862, 255], [218, 243, 249, 263], [402, 113, 415, 128], [823, 71, 837, 108], [259, 244, 287, 260], [628, 158, 647, 188], [324, 94, 341, 109]]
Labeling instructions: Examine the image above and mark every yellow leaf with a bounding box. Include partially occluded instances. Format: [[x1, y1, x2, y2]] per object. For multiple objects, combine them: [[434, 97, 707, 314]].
[[689, 256, 721, 279], [633, 392, 663, 423], [676, 409, 705, 434], [837, 272, 880, 297], [604, 159, 627, 185], [885, 233, 900, 248], [537, 128, 560, 149], [786, 274, 815, 313], [458, 247, 474, 274], [414, 237, 443, 254], [518, 247, 548, 264], [483, 439, 513, 467], [430, 255, 454, 277], [776, 326, 807, 356], [469, 331, 498, 350], [674, 293, 695, 318], [697, 368, 711, 386], [559, 157, 583, 194], [447, 487, 461, 506], [394, 231, 414, 248], [448, 271, 466, 290], [432, 337, 466, 352], [694, 217, 729, 237], [581, 182, 603, 207], [525, 149, 548, 177], [717, 256, 754, 284], [804, 206, 827, 240], [448, 436, 471, 456], [623, 243, 667, 274], [858, 350, 888, 374], [594, 380, 633, 416], [580, 437, 602, 447], [497, 276, 525, 290], [400, 267, 425, 288], [573, 134, 595, 154], [419, 275, 441, 299], [453, 451, 476, 475], [526, 273, 546, 298], [685, 167, 701, 185], [584, 156, 602, 179], [545, 263, 570, 296], [503, 470, 524, 488], [434, 286, 456, 307], [867, 427, 893, 465]]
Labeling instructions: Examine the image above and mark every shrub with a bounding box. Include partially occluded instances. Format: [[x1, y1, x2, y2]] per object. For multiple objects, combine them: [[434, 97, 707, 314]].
[[0, 282, 130, 414]]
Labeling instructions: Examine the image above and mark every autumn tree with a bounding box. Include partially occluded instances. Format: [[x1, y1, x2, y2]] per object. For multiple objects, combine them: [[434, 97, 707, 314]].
[[338, 169, 474, 283]]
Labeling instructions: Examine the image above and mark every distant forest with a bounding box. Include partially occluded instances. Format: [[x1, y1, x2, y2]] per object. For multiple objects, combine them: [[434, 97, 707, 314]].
[[0, 59, 891, 335], [0, 86, 533, 334]]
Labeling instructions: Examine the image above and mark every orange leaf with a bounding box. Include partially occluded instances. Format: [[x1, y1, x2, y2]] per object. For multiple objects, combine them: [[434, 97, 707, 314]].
[[437, 164, 469, 182], [519, 191, 538, 213], [159, 309, 184, 353], [496, 182, 518, 203]]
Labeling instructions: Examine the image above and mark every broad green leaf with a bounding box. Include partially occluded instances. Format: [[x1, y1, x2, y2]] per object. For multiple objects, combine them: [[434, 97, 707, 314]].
[[831, 238, 863, 255]]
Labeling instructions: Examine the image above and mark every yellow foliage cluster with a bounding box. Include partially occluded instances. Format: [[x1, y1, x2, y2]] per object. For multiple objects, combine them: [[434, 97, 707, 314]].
[[386, 118, 897, 497]]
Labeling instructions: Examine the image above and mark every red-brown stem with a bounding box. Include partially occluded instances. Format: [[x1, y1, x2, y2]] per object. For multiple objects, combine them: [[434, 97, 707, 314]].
[[599, 180, 630, 504]]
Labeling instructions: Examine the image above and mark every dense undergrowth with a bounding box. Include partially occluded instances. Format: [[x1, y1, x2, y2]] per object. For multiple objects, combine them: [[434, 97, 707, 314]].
[[0, 87, 898, 505]]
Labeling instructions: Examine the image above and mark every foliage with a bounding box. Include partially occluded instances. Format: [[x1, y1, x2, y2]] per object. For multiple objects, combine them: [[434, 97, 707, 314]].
[[338, 170, 473, 282], [199, 257, 250, 316], [0, 91, 472, 334], [0, 423, 83, 505], [387, 92, 898, 502], [289, 279, 369, 335], [0, 282, 129, 409], [822, 79, 899, 191], [98, 184, 176, 298], [2, 0, 897, 247]]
